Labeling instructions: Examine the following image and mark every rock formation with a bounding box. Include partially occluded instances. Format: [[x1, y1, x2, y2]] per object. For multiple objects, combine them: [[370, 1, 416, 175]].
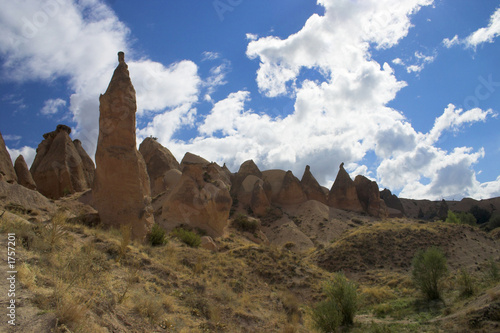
[[73, 139, 95, 187], [250, 181, 271, 217], [30, 125, 92, 199], [14, 155, 36, 190], [161, 163, 232, 237], [380, 189, 405, 216], [328, 163, 363, 213], [92, 52, 154, 240], [180, 152, 210, 169], [0, 132, 17, 184], [276, 170, 307, 206], [300, 165, 327, 204], [231, 160, 262, 196], [139, 137, 180, 196], [354, 175, 385, 217]]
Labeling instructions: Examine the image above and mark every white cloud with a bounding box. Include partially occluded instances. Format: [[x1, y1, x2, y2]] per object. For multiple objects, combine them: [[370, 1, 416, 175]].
[[406, 51, 436, 73], [0, 0, 201, 160], [6, 146, 36, 168], [2, 134, 22, 141], [40, 98, 66, 115], [201, 51, 220, 61], [465, 7, 500, 48], [392, 58, 404, 65], [442, 35, 459, 48], [443, 7, 500, 49]]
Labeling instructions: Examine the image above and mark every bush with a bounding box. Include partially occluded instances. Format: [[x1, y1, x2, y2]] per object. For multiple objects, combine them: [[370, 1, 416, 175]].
[[445, 210, 476, 226], [232, 214, 259, 233], [457, 268, 475, 298], [171, 227, 201, 248], [411, 247, 448, 300], [470, 205, 491, 224], [148, 224, 167, 247], [310, 273, 358, 332], [485, 215, 500, 231], [310, 298, 342, 332]]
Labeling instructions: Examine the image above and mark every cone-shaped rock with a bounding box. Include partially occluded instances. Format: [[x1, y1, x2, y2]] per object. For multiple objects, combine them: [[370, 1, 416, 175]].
[[328, 163, 363, 213], [300, 165, 327, 204], [354, 175, 384, 217], [73, 139, 95, 187], [231, 159, 262, 196], [276, 170, 307, 206], [14, 155, 36, 190], [92, 52, 153, 240], [139, 137, 180, 196], [251, 181, 271, 217], [30, 125, 91, 199], [0, 132, 17, 184]]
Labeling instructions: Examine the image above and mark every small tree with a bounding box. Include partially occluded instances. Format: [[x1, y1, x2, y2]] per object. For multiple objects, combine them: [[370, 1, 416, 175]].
[[311, 273, 358, 332], [445, 210, 460, 224], [411, 247, 448, 301]]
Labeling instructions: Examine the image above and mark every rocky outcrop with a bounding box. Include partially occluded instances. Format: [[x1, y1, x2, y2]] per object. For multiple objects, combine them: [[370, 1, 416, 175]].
[[180, 152, 210, 169], [231, 160, 262, 196], [30, 125, 92, 199], [0, 132, 17, 184], [14, 155, 36, 190], [139, 138, 180, 196], [92, 52, 154, 241], [380, 189, 405, 216], [250, 181, 271, 217], [276, 171, 307, 206], [161, 164, 232, 237], [354, 175, 386, 217], [328, 163, 363, 213], [73, 139, 95, 187], [300, 165, 327, 204]]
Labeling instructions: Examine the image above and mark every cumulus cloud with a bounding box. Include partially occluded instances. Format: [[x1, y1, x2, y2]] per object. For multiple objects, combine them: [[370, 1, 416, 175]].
[[6, 146, 37, 168], [0, 0, 201, 159], [443, 7, 500, 49], [40, 98, 66, 115]]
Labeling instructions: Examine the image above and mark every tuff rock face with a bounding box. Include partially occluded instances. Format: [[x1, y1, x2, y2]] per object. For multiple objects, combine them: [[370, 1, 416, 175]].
[[250, 181, 271, 217], [276, 170, 307, 206], [30, 125, 92, 199], [161, 164, 232, 237], [300, 165, 327, 204], [231, 159, 262, 196], [139, 137, 180, 196], [380, 189, 405, 216], [14, 155, 36, 190], [354, 175, 386, 217], [73, 139, 95, 187], [0, 132, 17, 184], [92, 52, 154, 241], [328, 163, 363, 213]]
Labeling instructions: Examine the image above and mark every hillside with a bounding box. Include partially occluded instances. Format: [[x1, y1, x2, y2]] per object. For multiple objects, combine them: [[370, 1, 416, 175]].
[[1, 182, 499, 333]]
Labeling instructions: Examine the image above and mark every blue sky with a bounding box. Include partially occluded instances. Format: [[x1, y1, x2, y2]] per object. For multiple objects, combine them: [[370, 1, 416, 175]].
[[0, 0, 499, 200]]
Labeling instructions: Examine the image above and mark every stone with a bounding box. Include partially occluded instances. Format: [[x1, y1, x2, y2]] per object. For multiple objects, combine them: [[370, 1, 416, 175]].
[[201, 236, 218, 251], [92, 52, 154, 241], [380, 189, 405, 216], [276, 170, 307, 206], [354, 175, 385, 217], [73, 139, 95, 187], [30, 124, 92, 199], [0, 132, 17, 184], [180, 152, 210, 169], [139, 137, 180, 196], [250, 181, 271, 217], [300, 165, 327, 204], [231, 160, 262, 196], [328, 163, 363, 213], [161, 164, 232, 238], [261, 169, 287, 202], [14, 155, 36, 190]]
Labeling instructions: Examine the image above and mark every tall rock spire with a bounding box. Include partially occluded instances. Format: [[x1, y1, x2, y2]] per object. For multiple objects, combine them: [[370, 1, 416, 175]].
[[92, 52, 154, 240]]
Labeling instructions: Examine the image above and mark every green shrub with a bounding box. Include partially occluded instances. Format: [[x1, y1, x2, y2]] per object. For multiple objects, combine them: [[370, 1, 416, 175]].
[[457, 268, 475, 298], [469, 205, 491, 224], [486, 215, 500, 231], [232, 214, 259, 233], [411, 247, 448, 301], [310, 298, 342, 332], [310, 273, 358, 332], [171, 227, 201, 248], [485, 258, 500, 282], [445, 210, 476, 226], [148, 224, 167, 247], [445, 210, 460, 224]]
